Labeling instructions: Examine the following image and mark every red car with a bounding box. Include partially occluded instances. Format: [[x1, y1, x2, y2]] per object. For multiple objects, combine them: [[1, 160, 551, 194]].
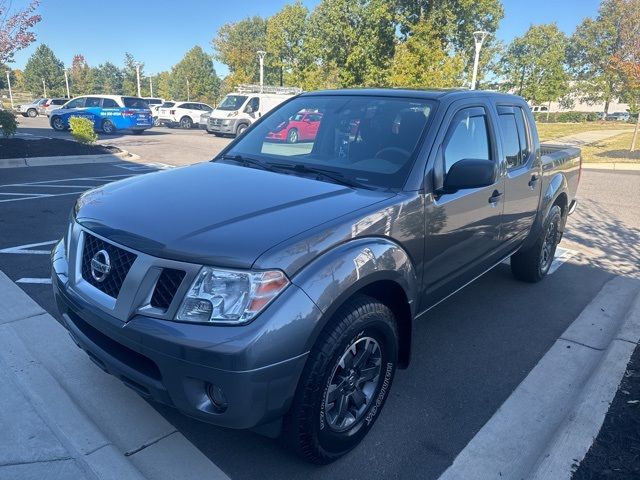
[[267, 111, 322, 143]]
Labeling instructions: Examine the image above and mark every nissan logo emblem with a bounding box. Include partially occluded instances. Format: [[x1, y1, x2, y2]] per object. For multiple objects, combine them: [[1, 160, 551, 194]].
[[90, 249, 111, 282]]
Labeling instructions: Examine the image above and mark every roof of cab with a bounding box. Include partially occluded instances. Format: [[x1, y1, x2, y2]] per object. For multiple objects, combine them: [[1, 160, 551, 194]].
[[299, 88, 526, 103]]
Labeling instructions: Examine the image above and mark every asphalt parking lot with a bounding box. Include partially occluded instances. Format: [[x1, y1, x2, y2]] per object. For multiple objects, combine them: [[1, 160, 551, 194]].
[[1, 142, 638, 479], [14, 115, 232, 166]]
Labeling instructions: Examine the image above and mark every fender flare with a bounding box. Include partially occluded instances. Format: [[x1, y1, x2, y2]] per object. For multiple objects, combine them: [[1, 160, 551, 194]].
[[291, 237, 418, 365], [522, 172, 568, 250]]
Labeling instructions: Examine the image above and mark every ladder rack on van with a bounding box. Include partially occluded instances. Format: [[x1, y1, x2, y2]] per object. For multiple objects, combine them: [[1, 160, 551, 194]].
[[236, 84, 303, 95]]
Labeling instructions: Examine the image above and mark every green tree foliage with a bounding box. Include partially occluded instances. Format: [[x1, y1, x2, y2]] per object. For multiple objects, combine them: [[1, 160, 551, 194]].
[[212, 17, 269, 89], [168, 46, 221, 104], [568, 0, 636, 113], [499, 24, 570, 105], [122, 52, 144, 96], [266, 1, 308, 86], [23, 44, 65, 96], [92, 62, 123, 95], [154, 71, 171, 99], [70, 54, 94, 96], [389, 19, 465, 88]]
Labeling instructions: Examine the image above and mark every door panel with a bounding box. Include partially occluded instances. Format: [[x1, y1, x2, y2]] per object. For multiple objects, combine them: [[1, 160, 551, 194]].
[[421, 103, 505, 307]]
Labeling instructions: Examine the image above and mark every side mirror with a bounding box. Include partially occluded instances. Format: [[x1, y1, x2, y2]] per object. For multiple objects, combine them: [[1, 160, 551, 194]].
[[441, 159, 496, 192]]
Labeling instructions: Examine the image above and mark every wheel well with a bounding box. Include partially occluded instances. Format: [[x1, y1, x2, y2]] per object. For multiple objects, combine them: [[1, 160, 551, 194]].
[[553, 192, 568, 216], [359, 280, 412, 369]]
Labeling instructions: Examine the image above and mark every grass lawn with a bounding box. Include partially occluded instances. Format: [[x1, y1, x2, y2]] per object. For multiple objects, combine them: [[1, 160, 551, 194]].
[[581, 132, 640, 163], [536, 122, 634, 142]]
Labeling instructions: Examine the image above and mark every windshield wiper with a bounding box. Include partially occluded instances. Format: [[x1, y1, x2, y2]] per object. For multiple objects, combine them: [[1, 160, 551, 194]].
[[219, 154, 277, 173], [268, 163, 373, 190]]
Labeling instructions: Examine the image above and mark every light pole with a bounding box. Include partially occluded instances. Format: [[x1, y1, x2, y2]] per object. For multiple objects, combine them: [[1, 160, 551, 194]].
[[64, 69, 70, 98], [6, 71, 14, 108], [135, 63, 141, 97], [42, 78, 47, 97], [186, 78, 190, 101], [471, 31, 489, 90], [257, 50, 266, 93], [149, 76, 153, 97]]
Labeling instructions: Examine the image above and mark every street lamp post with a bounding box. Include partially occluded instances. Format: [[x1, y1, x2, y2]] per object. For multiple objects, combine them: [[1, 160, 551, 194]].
[[149, 76, 153, 97], [135, 63, 141, 97], [64, 69, 71, 98], [186, 78, 190, 101], [471, 31, 489, 90], [42, 78, 47, 97], [6, 71, 14, 108], [257, 50, 266, 93]]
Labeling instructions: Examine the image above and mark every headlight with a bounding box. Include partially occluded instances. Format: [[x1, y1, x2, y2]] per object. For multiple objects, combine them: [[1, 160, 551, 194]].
[[176, 267, 289, 325]]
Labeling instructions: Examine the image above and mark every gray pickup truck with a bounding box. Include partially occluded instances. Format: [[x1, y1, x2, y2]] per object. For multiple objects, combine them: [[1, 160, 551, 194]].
[[52, 89, 580, 463]]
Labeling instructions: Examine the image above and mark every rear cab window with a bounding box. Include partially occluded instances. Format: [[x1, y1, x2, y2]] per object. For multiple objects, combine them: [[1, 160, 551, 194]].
[[122, 97, 149, 109], [498, 105, 530, 170]]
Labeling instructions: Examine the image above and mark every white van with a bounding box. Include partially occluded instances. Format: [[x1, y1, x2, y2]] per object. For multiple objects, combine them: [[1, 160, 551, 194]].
[[206, 85, 301, 137]]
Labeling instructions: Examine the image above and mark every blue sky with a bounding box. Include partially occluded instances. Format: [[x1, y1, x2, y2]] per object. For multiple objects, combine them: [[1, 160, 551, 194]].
[[9, 0, 602, 76]]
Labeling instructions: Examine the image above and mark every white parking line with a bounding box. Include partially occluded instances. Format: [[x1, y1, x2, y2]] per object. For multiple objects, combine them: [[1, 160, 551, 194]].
[[16, 278, 52, 284], [0, 191, 85, 203], [0, 240, 58, 255], [501, 246, 578, 274]]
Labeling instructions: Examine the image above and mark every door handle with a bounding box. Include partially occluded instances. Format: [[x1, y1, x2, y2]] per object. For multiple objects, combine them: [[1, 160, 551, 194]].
[[488, 190, 503, 206], [528, 175, 539, 189]]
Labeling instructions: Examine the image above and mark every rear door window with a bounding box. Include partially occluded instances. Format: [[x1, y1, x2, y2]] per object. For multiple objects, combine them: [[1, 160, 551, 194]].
[[102, 98, 119, 108], [498, 106, 530, 169], [122, 97, 149, 109]]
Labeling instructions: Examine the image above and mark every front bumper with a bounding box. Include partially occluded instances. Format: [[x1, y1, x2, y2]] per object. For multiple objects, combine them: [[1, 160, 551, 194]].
[[51, 234, 319, 429], [207, 117, 238, 134]]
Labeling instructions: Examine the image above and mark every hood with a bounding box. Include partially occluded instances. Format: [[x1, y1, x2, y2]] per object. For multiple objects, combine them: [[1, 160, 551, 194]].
[[76, 162, 394, 269]]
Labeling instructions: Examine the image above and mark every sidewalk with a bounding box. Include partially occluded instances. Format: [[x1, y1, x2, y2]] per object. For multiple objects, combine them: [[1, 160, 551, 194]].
[[0, 270, 229, 480], [439, 275, 640, 480], [551, 129, 632, 147]]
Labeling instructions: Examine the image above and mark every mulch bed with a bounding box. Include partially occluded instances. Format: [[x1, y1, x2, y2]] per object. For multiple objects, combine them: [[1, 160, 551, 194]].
[[0, 138, 120, 159], [573, 344, 640, 479]]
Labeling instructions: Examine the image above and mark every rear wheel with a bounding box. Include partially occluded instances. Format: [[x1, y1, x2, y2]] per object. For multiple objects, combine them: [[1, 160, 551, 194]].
[[102, 119, 115, 135], [283, 295, 398, 464], [180, 116, 193, 129], [51, 116, 66, 131], [511, 205, 562, 283], [287, 128, 299, 144], [27, 108, 37, 117]]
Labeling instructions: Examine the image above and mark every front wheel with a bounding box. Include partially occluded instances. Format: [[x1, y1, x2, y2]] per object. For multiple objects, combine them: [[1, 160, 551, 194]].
[[287, 128, 299, 144], [27, 108, 37, 117], [236, 123, 248, 136], [51, 116, 66, 131], [284, 295, 398, 464], [511, 205, 562, 282]]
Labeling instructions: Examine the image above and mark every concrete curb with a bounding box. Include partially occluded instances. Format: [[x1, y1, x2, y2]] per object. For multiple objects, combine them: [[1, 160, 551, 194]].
[[438, 275, 640, 480], [0, 271, 229, 480], [582, 162, 640, 172], [0, 149, 141, 169]]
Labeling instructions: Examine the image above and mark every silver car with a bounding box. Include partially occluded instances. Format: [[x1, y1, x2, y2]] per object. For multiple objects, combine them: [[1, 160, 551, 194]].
[[18, 98, 47, 117], [43, 98, 69, 117]]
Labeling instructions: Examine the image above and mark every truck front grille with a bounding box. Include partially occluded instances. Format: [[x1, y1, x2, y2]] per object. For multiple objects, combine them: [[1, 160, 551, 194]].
[[150, 268, 186, 310], [81, 233, 137, 298]]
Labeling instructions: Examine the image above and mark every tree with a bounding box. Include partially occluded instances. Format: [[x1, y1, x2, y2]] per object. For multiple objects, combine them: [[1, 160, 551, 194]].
[[389, 19, 465, 88], [23, 44, 65, 96], [93, 62, 123, 94], [568, 0, 631, 113], [266, 1, 308, 86], [608, 0, 640, 150], [154, 71, 171, 99], [70, 54, 94, 96], [212, 17, 268, 89], [169, 46, 220, 104], [499, 24, 570, 105], [0, 0, 41, 64], [122, 52, 143, 96]]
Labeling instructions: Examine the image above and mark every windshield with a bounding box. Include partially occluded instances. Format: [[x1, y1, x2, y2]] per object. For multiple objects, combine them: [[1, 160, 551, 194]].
[[221, 95, 434, 189], [217, 95, 248, 111], [160, 102, 175, 108]]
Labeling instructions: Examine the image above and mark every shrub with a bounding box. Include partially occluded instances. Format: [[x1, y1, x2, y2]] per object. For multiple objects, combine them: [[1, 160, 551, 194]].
[[0, 109, 19, 137], [533, 111, 598, 123], [69, 116, 97, 144]]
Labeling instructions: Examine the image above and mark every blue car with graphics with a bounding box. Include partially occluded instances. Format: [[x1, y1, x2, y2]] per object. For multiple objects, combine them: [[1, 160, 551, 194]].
[[50, 95, 153, 135]]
